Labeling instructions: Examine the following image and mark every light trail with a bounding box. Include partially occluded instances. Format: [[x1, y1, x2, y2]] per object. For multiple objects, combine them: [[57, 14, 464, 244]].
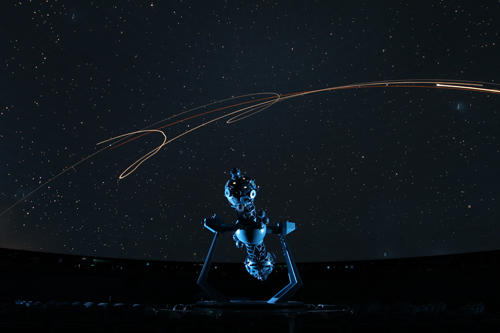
[[435, 83, 500, 94], [1, 79, 499, 217], [105, 80, 500, 181]]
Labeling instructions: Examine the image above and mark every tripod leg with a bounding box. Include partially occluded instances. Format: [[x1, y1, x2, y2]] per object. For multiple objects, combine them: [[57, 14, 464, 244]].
[[268, 235, 302, 304], [197, 232, 227, 301]]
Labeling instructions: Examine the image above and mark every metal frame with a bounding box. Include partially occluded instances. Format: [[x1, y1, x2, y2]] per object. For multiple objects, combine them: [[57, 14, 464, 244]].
[[197, 222, 302, 304]]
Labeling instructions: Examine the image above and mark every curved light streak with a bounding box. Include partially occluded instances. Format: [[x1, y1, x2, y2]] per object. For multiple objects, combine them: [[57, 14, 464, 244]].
[[1, 79, 500, 216]]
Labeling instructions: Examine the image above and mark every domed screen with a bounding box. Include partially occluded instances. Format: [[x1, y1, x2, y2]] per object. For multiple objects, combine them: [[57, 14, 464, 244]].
[[1, 1, 499, 262]]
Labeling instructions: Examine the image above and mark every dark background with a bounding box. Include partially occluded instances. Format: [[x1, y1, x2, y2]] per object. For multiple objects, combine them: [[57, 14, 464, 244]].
[[0, 1, 499, 262]]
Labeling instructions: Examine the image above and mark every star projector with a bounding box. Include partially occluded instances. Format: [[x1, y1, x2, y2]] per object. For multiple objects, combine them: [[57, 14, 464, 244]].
[[197, 168, 301, 304]]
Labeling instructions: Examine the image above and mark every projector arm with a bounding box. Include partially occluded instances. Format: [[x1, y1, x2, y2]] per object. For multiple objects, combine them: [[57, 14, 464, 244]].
[[267, 221, 302, 304]]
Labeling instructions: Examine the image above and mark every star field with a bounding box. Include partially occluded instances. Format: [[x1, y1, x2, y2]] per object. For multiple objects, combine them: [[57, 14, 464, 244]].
[[0, 1, 499, 262]]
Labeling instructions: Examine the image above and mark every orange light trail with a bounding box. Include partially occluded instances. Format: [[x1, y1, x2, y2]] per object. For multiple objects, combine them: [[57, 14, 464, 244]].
[[101, 80, 500, 180], [1, 79, 500, 217]]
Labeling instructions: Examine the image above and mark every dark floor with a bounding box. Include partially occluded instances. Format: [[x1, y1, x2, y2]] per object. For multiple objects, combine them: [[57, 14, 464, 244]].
[[1, 248, 500, 332], [3, 299, 499, 332]]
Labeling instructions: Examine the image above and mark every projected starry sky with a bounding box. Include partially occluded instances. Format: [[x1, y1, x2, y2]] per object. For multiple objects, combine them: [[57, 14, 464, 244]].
[[1, 1, 499, 262]]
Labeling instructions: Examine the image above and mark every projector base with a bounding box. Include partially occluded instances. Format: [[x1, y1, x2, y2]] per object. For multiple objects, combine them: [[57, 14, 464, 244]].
[[194, 300, 306, 310]]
